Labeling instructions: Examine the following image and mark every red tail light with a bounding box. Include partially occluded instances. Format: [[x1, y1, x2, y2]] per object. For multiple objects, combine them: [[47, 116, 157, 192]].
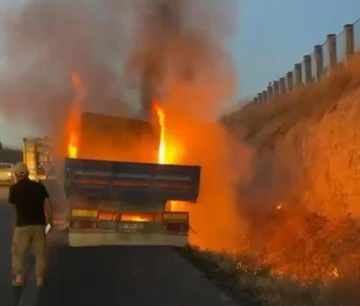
[[70, 220, 97, 229], [166, 223, 188, 233]]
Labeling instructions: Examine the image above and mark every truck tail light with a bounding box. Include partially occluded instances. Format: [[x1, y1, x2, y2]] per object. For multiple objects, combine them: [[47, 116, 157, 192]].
[[165, 222, 188, 233], [70, 220, 97, 230]]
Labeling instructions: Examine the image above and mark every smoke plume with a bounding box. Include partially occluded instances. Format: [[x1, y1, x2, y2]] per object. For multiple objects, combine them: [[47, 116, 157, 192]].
[[0, 0, 252, 251], [0, 0, 134, 141], [0, 0, 239, 134]]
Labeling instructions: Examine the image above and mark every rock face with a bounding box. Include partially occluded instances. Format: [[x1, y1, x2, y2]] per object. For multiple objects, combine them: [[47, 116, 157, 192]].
[[246, 87, 360, 219], [227, 62, 360, 282]]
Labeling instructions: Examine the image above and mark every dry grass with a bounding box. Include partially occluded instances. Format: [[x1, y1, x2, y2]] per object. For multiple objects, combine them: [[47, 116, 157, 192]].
[[191, 246, 360, 306], [214, 53, 360, 305]]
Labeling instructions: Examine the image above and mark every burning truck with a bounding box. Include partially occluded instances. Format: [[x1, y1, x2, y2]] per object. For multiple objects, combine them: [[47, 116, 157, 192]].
[[22, 110, 201, 247], [21, 0, 203, 246]]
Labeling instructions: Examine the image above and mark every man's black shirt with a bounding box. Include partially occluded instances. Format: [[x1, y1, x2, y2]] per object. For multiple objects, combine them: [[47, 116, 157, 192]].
[[9, 177, 49, 226]]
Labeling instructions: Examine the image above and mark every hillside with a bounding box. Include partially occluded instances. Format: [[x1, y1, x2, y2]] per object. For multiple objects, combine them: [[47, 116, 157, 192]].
[[210, 53, 360, 305], [228, 53, 360, 219]]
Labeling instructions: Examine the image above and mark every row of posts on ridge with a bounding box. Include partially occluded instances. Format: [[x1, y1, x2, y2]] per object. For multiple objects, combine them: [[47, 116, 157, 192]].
[[251, 23, 357, 104]]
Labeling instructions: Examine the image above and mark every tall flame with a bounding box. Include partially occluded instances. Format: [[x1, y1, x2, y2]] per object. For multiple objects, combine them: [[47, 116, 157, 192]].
[[154, 101, 166, 164], [153, 99, 182, 165], [68, 132, 78, 159], [153, 99, 185, 212], [66, 72, 84, 158]]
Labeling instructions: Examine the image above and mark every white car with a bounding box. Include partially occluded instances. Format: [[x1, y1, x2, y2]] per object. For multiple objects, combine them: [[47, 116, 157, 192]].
[[0, 162, 15, 185]]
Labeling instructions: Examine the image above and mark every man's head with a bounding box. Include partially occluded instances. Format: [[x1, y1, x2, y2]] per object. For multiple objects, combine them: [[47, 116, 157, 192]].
[[13, 161, 29, 181]]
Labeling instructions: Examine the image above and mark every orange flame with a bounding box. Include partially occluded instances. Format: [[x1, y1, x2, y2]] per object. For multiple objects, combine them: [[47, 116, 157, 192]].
[[66, 72, 84, 158], [153, 99, 186, 212], [68, 132, 78, 159], [153, 99, 182, 165], [154, 102, 166, 164], [121, 214, 152, 222]]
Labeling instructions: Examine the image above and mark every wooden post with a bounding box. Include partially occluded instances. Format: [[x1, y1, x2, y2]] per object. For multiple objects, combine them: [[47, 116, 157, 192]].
[[314, 45, 323, 81], [327, 34, 337, 69], [344, 24, 355, 62], [262, 90, 268, 103], [303, 55, 312, 84], [267, 84, 273, 102], [273, 81, 280, 98], [294, 63, 303, 86], [279, 77, 286, 95], [286, 71, 294, 91]]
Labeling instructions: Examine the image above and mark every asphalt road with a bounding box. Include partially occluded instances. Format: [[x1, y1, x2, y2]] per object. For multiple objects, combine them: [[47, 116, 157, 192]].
[[0, 186, 243, 306], [0, 186, 15, 305]]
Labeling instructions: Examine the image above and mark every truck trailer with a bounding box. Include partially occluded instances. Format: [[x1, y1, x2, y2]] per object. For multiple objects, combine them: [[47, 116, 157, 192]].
[[65, 157, 200, 247], [22, 112, 201, 247]]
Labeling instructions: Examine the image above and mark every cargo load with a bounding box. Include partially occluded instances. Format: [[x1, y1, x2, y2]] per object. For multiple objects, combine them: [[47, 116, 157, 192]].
[[76, 112, 159, 163]]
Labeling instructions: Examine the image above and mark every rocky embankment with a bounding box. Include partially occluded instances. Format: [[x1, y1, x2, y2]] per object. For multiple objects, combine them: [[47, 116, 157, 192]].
[[209, 54, 360, 306], [229, 54, 360, 220]]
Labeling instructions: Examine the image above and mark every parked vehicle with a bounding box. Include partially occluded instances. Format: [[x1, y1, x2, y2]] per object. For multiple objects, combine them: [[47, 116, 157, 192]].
[[0, 162, 14, 185]]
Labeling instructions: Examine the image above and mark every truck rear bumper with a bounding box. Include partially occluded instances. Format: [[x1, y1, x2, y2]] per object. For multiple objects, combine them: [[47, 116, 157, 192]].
[[68, 231, 188, 247]]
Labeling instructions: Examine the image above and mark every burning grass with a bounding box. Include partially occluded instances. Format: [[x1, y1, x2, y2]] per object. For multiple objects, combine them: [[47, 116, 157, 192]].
[[216, 52, 360, 306], [188, 244, 360, 306], [185, 208, 360, 305]]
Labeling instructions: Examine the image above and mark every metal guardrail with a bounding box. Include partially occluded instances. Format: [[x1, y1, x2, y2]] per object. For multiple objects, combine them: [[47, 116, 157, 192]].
[[252, 17, 360, 104]]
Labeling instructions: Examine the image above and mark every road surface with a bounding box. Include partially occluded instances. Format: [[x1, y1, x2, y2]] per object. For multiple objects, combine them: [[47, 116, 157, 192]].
[[0, 187, 14, 305], [0, 186, 246, 306]]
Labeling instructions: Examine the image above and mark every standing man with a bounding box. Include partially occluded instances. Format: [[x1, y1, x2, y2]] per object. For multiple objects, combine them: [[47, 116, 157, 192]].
[[8, 161, 53, 288]]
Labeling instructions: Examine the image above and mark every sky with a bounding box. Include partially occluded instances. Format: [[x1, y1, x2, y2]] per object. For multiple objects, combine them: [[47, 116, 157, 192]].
[[1, 0, 360, 147], [233, 0, 360, 101]]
